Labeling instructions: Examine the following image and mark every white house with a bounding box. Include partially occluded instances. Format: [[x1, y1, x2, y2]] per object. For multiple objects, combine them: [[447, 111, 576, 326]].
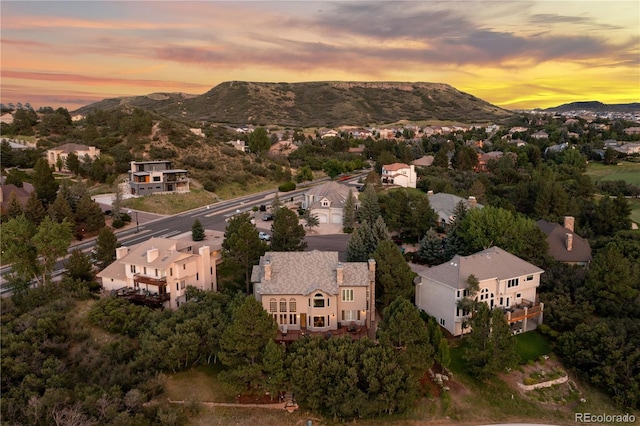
[[252, 251, 376, 334], [381, 163, 417, 188], [301, 181, 356, 224], [413, 246, 544, 337], [96, 236, 220, 309]]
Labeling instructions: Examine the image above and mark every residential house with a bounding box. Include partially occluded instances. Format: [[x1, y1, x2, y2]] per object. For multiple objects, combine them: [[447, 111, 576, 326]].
[[0, 113, 14, 125], [251, 251, 376, 335], [476, 151, 504, 172], [412, 155, 434, 168], [96, 236, 220, 309], [544, 142, 569, 155], [128, 160, 189, 196], [348, 144, 366, 155], [189, 128, 205, 137], [321, 130, 339, 139], [301, 181, 356, 224], [0, 183, 33, 212], [46, 143, 100, 171], [427, 191, 483, 229], [509, 126, 528, 134], [227, 139, 248, 152], [531, 131, 549, 140], [623, 127, 640, 136], [269, 140, 298, 156], [413, 246, 545, 337], [613, 143, 640, 155], [381, 163, 417, 188], [536, 216, 592, 267]]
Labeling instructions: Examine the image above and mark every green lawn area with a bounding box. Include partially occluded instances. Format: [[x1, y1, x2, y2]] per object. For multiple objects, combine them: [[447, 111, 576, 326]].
[[586, 161, 640, 185], [515, 331, 552, 363]]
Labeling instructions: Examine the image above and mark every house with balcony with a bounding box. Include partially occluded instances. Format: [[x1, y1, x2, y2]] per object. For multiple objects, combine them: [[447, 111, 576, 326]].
[[301, 181, 356, 224], [46, 143, 100, 171], [536, 216, 592, 267], [251, 251, 376, 341], [96, 236, 220, 309], [381, 163, 417, 188], [128, 160, 189, 196], [413, 246, 544, 337]]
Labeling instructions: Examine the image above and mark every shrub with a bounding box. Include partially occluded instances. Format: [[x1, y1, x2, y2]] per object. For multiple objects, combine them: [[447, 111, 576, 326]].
[[112, 218, 125, 229], [278, 181, 296, 192]]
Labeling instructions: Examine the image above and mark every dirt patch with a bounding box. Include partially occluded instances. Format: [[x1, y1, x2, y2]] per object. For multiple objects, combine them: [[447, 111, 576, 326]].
[[237, 393, 281, 404]]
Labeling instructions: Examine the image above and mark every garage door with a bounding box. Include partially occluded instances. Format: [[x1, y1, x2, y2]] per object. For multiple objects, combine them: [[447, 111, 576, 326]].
[[317, 213, 328, 223], [331, 213, 342, 224]]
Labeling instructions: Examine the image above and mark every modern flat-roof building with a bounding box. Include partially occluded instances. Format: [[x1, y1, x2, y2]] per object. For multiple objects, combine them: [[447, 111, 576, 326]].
[[128, 160, 189, 196]]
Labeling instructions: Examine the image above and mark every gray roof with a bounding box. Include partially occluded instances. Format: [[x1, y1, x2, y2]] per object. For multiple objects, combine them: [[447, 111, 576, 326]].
[[306, 181, 352, 209], [428, 192, 483, 225], [536, 220, 592, 264], [252, 251, 371, 296], [49, 143, 92, 153], [416, 246, 543, 290]]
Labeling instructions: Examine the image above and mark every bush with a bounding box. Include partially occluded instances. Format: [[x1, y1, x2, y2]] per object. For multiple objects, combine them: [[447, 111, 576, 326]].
[[112, 218, 125, 229], [278, 181, 296, 192]]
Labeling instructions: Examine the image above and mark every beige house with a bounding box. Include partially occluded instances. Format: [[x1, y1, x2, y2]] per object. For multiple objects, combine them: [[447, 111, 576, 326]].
[[252, 251, 376, 334], [413, 246, 544, 337], [381, 163, 417, 188], [301, 181, 356, 224], [97, 236, 220, 309], [46, 143, 100, 171]]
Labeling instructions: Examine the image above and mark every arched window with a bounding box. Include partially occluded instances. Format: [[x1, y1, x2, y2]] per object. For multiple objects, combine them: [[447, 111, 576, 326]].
[[476, 288, 495, 309], [280, 298, 287, 312], [269, 298, 277, 312], [313, 293, 325, 308], [289, 298, 296, 312]]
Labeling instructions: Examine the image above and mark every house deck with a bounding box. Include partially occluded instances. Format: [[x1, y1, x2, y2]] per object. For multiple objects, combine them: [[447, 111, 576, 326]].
[[276, 325, 369, 344]]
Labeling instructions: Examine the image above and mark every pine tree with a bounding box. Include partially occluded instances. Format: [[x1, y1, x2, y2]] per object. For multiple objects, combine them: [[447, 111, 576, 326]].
[[4, 191, 24, 219], [358, 184, 380, 225], [192, 219, 205, 241], [48, 191, 74, 224], [64, 248, 94, 282], [84, 201, 105, 233], [373, 240, 416, 308], [32, 158, 59, 206], [346, 227, 368, 262], [270, 207, 307, 252], [93, 227, 120, 269], [371, 215, 390, 245], [342, 189, 357, 233], [24, 191, 46, 226], [416, 229, 444, 265]]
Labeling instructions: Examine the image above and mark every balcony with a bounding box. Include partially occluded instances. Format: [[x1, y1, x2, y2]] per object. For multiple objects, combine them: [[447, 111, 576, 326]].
[[275, 324, 369, 345], [504, 299, 543, 324], [112, 287, 170, 309]]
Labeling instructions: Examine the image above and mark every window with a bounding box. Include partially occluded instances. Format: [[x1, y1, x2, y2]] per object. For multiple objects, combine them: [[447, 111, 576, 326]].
[[516, 293, 521, 299], [289, 314, 297, 325], [180, 281, 185, 289], [507, 278, 519, 288], [341, 289, 354, 302], [313, 316, 325, 327], [279, 314, 287, 325], [280, 298, 287, 312], [289, 298, 296, 312], [130, 265, 136, 273], [269, 299, 277, 313], [440, 318, 445, 326], [313, 293, 325, 308], [210, 267, 213, 275], [143, 267, 147, 275], [342, 310, 357, 321], [321, 200, 329, 207], [169, 267, 173, 276], [176, 283, 179, 291], [526, 275, 534, 281], [196, 273, 199, 281], [183, 264, 186, 270], [153, 176, 161, 182]]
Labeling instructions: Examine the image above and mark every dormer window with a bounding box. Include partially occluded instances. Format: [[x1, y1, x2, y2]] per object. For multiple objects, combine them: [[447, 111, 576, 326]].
[[313, 293, 325, 308], [321, 199, 329, 207]]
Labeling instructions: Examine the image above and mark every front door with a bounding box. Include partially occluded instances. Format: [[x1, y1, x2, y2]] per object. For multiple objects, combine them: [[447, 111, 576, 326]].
[[300, 313, 307, 330]]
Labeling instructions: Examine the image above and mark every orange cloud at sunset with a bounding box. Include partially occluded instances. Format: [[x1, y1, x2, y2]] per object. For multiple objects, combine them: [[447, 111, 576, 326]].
[[1, 1, 638, 112]]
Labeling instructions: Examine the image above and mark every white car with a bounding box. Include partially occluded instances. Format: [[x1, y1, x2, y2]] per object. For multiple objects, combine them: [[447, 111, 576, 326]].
[[258, 232, 271, 241]]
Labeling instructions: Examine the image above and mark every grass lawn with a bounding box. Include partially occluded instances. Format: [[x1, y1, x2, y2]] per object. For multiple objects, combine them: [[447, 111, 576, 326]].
[[515, 330, 552, 363], [586, 161, 640, 185], [163, 364, 236, 403], [628, 198, 640, 226]]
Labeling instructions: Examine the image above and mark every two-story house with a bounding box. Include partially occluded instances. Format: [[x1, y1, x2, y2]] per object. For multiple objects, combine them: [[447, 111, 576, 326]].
[[46, 143, 100, 171], [413, 246, 544, 337], [251, 251, 376, 335], [301, 181, 356, 224], [381, 163, 417, 188], [128, 160, 189, 196], [427, 191, 483, 230], [96, 236, 220, 309]]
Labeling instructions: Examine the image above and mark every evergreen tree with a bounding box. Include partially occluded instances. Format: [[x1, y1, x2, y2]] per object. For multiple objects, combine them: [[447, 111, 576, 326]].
[[373, 240, 416, 309], [432, 148, 449, 168], [358, 184, 380, 225], [0, 215, 38, 284], [345, 226, 368, 262], [371, 215, 390, 245], [111, 180, 124, 220], [48, 191, 74, 224], [65, 152, 81, 175], [84, 201, 105, 233], [270, 193, 283, 211], [32, 158, 59, 206], [64, 248, 94, 282], [262, 339, 286, 398], [32, 217, 74, 286], [416, 229, 444, 265], [24, 190, 46, 226], [192, 219, 205, 241], [221, 217, 267, 293], [270, 207, 307, 252], [93, 227, 120, 269], [4, 191, 24, 220], [342, 189, 357, 233], [248, 127, 271, 155]]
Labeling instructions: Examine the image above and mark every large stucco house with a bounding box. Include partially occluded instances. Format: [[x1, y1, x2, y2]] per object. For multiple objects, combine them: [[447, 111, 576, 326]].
[[252, 251, 376, 334], [96, 236, 220, 309], [46, 143, 100, 171], [301, 181, 356, 224], [381, 163, 417, 188], [413, 246, 544, 337], [128, 160, 189, 196]]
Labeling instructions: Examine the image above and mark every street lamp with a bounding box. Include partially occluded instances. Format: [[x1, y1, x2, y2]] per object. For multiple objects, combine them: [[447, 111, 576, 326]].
[[128, 210, 139, 233]]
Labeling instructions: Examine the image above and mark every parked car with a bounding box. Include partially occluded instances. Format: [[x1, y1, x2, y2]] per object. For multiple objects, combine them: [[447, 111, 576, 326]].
[[259, 232, 271, 241], [357, 185, 365, 192], [262, 214, 274, 221]]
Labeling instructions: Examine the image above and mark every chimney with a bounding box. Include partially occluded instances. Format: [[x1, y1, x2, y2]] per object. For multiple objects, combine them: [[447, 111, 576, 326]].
[[336, 263, 343, 285], [115, 246, 129, 260], [566, 233, 573, 252], [368, 258, 376, 275], [264, 260, 272, 281], [147, 248, 159, 263], [468, 196, 477, 208], [564, 216, 575, 232]]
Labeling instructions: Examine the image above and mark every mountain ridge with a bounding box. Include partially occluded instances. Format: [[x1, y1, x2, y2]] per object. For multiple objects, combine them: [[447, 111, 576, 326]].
[[542, 101, 640, 113], [75, 80, 513, 127]]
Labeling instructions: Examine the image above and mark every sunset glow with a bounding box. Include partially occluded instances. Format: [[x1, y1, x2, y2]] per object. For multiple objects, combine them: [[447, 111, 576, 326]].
[[1, 1, 638, 112]]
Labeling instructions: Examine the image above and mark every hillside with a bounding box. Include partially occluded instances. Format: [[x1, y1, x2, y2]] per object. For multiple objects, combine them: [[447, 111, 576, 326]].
[[75, 81, 513, 127], [543, 101, 640, 113]]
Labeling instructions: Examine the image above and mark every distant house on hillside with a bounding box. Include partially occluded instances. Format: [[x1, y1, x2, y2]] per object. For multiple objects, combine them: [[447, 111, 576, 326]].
[[128, 160, 189, 196], [413, 246, 545, 336], [97, 236, 220, 310], [46, 143, 100, 171], [412, 155, 434, 168], [227, 139, 248, 152], [536, 217, 592, 267], [531, 131, 549, 140], [381, 163, 417, 188]]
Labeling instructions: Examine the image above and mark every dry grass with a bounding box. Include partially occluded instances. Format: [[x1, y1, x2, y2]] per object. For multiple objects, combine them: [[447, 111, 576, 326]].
[[121, 189, 219, 215], [163, 365, 236, 403]]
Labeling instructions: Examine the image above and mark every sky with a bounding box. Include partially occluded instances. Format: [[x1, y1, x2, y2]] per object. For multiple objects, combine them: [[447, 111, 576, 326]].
[[1, 0, 639, 112]]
